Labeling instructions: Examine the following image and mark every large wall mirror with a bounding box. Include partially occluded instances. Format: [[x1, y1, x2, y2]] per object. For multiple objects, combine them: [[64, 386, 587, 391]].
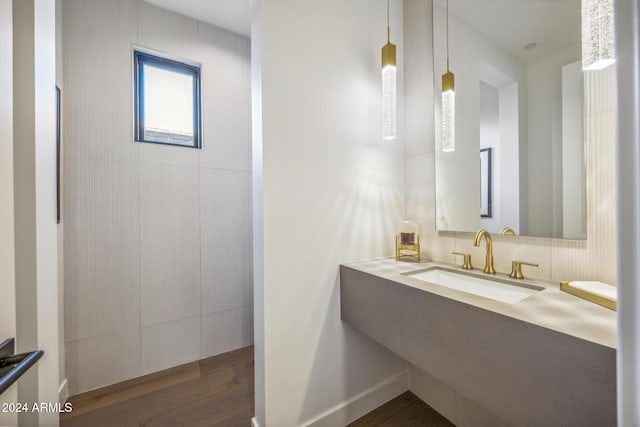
[[433, 0, 587, 239]]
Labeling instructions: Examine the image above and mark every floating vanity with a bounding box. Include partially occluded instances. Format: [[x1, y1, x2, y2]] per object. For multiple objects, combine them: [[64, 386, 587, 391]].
[[340, 258, 616, 427]]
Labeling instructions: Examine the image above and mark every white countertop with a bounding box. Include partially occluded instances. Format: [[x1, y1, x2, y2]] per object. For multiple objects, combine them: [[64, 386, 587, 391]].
[[342, 257, 617, 349]]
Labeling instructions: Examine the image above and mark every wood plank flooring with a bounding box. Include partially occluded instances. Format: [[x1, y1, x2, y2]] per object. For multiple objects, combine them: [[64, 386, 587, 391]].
[[60, 346, 254, 427], [62, 349, 448, 427], [348, 391, 455, 427]]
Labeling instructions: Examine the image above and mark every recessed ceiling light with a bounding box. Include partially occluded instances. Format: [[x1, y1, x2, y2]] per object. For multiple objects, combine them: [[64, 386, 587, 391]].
[[524, 42, 537, 51]]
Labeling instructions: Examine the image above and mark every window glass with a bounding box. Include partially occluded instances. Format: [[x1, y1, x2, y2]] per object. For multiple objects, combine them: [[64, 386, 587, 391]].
[[134, 50, 201, 148]]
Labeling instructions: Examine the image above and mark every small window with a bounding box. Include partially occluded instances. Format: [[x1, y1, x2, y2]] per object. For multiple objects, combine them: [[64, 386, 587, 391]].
[[134, 49, 202, 148]]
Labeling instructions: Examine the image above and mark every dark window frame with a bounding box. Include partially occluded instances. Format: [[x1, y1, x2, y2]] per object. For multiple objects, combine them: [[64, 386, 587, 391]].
[[133, 49, 202, 149]]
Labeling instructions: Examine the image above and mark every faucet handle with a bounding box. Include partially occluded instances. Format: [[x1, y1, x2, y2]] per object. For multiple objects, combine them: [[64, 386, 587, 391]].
[[500, 226, 516, 235], [452, 252, 473, 270], [509, 260, 539, 280]]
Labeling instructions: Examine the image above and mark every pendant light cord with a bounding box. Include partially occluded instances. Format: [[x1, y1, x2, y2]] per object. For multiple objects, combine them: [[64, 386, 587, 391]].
[[446, 0, 450, 71], [387, 0, 391, 42]]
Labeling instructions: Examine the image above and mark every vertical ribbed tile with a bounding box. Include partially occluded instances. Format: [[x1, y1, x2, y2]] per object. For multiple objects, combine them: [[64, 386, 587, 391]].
[[138, 1, 199, 61], [491, 235, 552, 281], [551, 67, 616, 284], [63, 0, 139, 164], [140, 163, 201, 326], [201, 307, 253, 359], [88, 160, 141, 335], [141, 316, 201, 375], [62, 0, 91, 164], [64, 158, 90, 341], [63, 0, 252, 395], [198, 23, 252, 171], [200, 169, 251, 315], [66, 329, 141, 395], [584, 65, 616, 115], [65, 159, 141, 342]]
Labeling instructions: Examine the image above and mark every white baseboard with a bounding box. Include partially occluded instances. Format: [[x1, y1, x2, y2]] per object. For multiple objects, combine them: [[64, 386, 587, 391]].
[[304, 370, 409, 427], [251, 416, 260, 427], [58, 378, 69, 404]]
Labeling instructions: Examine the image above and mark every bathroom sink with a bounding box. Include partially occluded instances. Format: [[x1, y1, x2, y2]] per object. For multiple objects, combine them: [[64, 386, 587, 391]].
[[403, 267, 543, 304]]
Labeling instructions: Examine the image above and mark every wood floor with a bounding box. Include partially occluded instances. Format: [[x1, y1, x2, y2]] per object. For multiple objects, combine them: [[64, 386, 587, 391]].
[[60, 346, 254, 427], [61, 349, 449, 427], [348, 391, 455, 427]]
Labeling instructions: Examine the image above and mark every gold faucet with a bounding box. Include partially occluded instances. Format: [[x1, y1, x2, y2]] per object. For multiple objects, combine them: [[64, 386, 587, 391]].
[[509, 260, 539, 280], [452, 252, 473, 270], [500, 226, 516, 236], [473, 229, 496, 274]]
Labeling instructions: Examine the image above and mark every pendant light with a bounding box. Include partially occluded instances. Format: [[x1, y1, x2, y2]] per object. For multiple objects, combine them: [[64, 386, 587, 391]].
[[582, 0, 615, 70], [382, 0, 397, 140], [441, 0, 455, 152]]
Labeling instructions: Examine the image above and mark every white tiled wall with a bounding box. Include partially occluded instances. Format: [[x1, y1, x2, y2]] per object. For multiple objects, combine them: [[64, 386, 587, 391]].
[[63, 0, 252, 395], [65, 329, 142, 395], [140, 164, 201, 327], [141, 316, 201, 375], [200, 169, 252, 315], [403, 0, 616, 421], [201, 308, 253, 357]]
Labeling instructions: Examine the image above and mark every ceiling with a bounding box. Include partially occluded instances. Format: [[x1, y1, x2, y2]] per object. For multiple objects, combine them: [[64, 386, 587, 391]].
[[143, 0, 251, 37], [142, 0, 580, 60], [446, 0, 581, 62]]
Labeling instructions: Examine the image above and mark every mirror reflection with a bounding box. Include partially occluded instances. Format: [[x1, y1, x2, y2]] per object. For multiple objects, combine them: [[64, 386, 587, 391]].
[[433, 0, 587, 239]]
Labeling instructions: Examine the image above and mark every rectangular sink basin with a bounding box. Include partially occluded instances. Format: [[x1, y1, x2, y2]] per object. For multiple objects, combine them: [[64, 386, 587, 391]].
[[404, 267, 543, 304]]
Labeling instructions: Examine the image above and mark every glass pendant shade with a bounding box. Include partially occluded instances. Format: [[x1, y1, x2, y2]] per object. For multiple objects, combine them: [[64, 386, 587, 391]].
[[382, 42, 397, 140], [441, 71, 455, 152], [582, 0, 615, 70]]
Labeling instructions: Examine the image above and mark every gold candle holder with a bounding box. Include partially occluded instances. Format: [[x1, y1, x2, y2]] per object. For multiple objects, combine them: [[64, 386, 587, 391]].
[[395, 220, 421, 262]]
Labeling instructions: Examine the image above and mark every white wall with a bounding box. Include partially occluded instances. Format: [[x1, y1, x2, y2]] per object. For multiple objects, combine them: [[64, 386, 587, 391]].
[[498, 83, 520, 233], [55, 0, 66, 403], [13, 0, 60, 425], [250, 0, 265, 422], [615, 0, 640, 423], [405, 0, 617, 421], [252, 0, 407, 425], [0, 1, 17, 425], [479, 82, 501, 231], [526, 43, 581, 237], [62, 0, 252, 394], [561, 61, 586, 240], [0, 4, 14, 336]]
